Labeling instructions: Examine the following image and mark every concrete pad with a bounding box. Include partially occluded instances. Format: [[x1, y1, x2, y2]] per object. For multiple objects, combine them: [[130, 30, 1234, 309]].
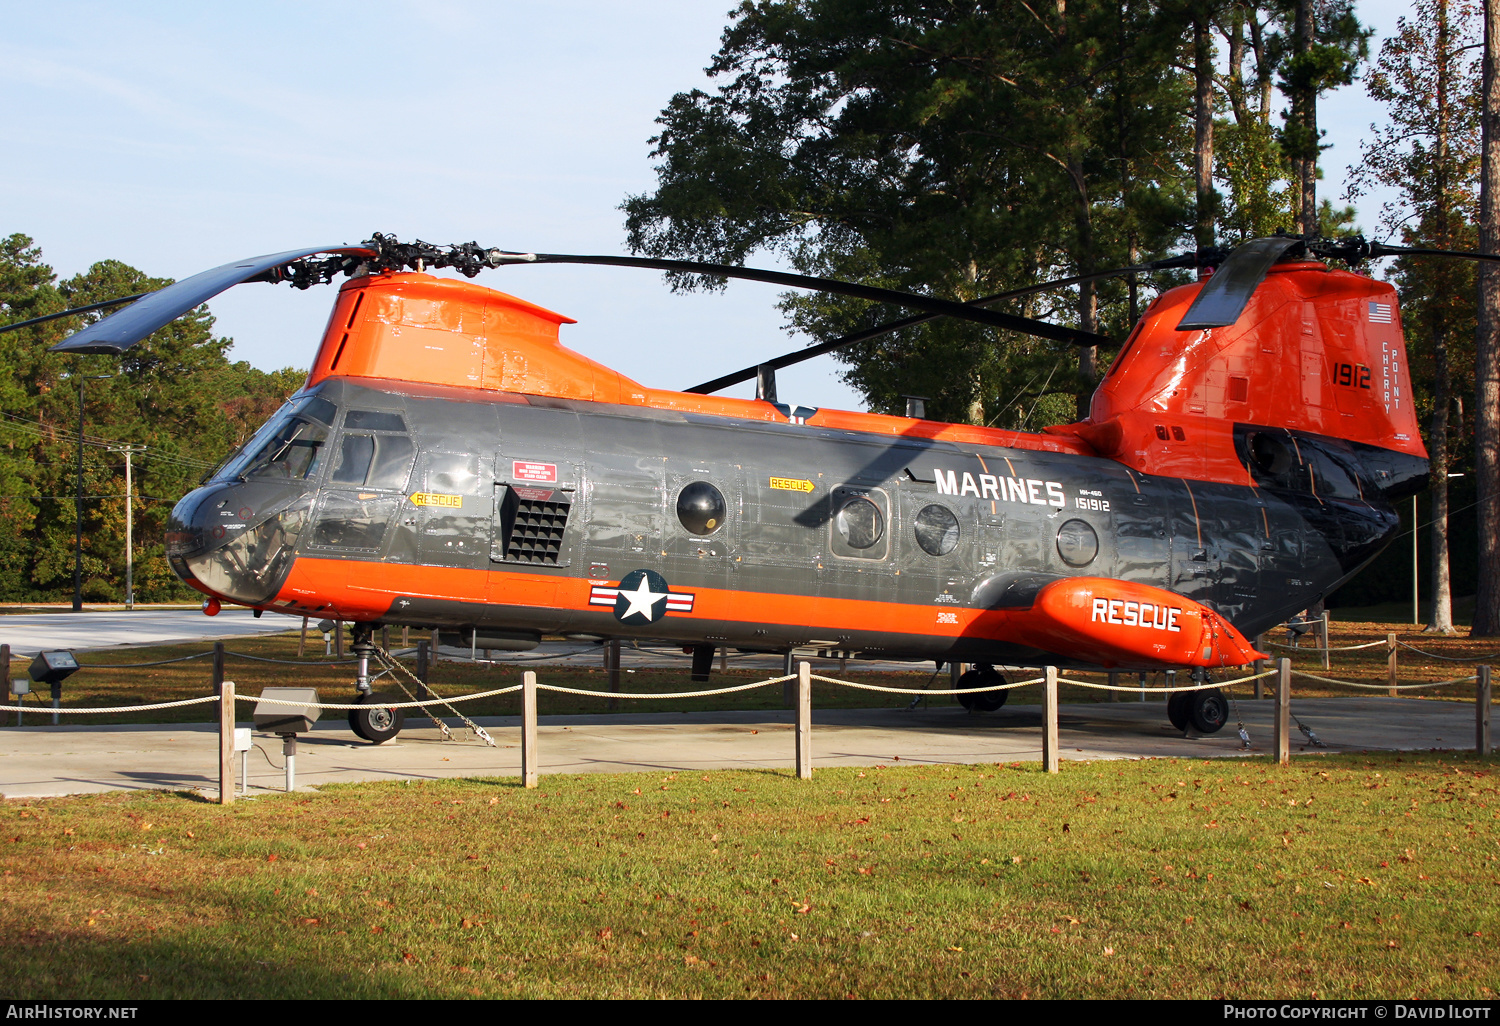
[[0, 696, 1485, 800], [0, 608, 299, 657]]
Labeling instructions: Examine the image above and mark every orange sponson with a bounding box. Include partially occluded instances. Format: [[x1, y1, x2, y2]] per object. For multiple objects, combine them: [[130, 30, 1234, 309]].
[[999, 577, 1267, 669], [1047, 263, 1427, 485]]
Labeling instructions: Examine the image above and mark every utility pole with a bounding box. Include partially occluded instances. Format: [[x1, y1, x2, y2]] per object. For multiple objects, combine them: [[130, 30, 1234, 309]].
[[109, 444, 144, 610]]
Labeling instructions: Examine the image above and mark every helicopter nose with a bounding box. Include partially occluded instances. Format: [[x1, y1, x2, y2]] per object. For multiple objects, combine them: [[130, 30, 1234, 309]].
[[166, 484, 312, 606]]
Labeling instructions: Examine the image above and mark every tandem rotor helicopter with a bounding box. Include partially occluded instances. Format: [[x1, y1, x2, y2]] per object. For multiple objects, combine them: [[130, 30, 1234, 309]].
[[26, 230, 1490, 742]]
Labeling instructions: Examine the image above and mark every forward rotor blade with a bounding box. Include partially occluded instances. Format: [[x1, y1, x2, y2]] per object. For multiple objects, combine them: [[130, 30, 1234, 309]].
[[1175, 236, 1303, 330], [517, 252, 1114, 349], [684, 259, 1191, 395], [49, 245, 376, 355], [0, 293, 149, 336]]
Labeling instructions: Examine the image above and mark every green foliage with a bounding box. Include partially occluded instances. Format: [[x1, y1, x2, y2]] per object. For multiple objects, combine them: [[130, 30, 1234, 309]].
[[0, 235, 305, 602], [624, 0, 1197, 423]]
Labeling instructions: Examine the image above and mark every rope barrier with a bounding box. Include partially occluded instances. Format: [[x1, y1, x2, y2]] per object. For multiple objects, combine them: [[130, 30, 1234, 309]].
[[1055, 669, 1277, 693], [1290, 669, 1479, 690], [232, 685, 523, 712], [1395, 640, 1500, 662], [809, 674, 1042, 695], [6, 695, 220, 714], [1264, 640, 1386, 652], [537, 676, 792, 700], [77, 652, 215, 669]]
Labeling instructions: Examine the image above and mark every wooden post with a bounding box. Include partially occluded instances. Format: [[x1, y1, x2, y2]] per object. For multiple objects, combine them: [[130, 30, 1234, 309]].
[[1387, 633, 1399, 697], [1276, 658, 1291, 766], [782, 650, 795, 707], [521, 670, 538, 788], [1107, 670, 1119, 702], [795, 660, 812, 779], [606, 639, 621, 712], [1043, 666, 1059, 773], [1478, 665, 1492, 757], [415, 640, 430, 700], [298, 617, 308, 658], [381, 625, 390, 653], [1320, 610, 1331, 671], [212, 641, 225, 695], [334, 621, 344, 659], [402, 625, 410, 647], [1, 644, 10, 726], [218, 680, 235, 805], [719, 646, 728, 673]]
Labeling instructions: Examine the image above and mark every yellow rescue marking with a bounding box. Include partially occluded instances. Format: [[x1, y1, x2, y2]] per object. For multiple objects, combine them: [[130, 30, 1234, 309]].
[[410, 492, 463, 508], [769, 477, 815, 493]]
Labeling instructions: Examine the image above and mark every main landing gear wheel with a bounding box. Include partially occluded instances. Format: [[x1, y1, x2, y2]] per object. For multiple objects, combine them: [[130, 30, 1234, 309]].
[[956, 664, 1008, 712], [1168, 688, 1228, 734], [349, 693, 406, 744]]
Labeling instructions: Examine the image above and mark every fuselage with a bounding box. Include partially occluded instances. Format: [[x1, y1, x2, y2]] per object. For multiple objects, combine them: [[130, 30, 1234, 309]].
[[166, 374, 1416, 671]]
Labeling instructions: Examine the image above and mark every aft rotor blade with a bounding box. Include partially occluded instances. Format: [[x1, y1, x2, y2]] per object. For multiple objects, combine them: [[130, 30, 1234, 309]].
[[1175, 236, 1303, 330], [1366, 241, 1500, 262], [49, 245, 377, 355], [0, 293, 149, 336], [517, 252, 1114, 349], [684, 260, 1189, 395]]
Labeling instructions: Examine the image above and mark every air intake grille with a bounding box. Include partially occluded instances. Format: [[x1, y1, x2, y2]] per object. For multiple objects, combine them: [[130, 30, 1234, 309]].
[[504, 500, 570, 564]]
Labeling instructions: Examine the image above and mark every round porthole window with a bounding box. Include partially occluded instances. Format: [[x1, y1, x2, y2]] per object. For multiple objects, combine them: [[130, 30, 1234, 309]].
[[1056, 518, 1099, 567], [676, 481, 726, 536], [836, 497, 884, 550], [914, 504, 959, 556]]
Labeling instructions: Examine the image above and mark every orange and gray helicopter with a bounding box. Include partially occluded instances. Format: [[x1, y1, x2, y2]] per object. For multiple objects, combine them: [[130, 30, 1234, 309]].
[[37, 233, 1471, 741]]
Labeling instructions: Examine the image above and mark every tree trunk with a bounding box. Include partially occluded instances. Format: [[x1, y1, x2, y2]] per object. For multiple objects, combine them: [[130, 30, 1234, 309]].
[[1475, 0, 1500, 635], [1429, 0, 1457, 635], [1429, 333, 1455, 632], [1295, 0, 1317, 234], [1195, 9, 1216, 249]]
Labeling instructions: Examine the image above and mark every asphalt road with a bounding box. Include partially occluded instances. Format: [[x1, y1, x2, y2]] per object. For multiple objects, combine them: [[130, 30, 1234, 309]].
[[0, 608, 299, 658], [0, 696, 1485, 799]]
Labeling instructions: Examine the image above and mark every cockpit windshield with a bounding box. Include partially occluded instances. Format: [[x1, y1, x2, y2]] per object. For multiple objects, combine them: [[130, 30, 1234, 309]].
[[206, 395, 338, 484]]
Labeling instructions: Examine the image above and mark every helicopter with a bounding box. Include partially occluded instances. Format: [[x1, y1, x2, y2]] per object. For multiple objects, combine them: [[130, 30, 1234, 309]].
[[34, 231, 1472, 743]]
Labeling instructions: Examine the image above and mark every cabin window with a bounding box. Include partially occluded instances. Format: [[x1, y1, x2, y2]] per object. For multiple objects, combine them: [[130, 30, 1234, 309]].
[[1056, 519, 1099, 567], [914, 504, 960, 556], [310, 494, 399, 551], [836, 497, 884, 550], [332, 433, 416, 491], [676, 481, 726, 536]]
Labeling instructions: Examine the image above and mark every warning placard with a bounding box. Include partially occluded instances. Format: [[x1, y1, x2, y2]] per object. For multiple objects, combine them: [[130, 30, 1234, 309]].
[[513, 461, 558, 484]]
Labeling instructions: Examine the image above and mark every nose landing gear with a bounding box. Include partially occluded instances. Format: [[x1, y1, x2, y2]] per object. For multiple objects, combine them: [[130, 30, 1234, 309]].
[[346, 623, 406, 744]]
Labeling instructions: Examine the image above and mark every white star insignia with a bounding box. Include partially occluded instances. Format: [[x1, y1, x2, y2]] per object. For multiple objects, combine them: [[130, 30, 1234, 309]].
[[617, 575, 666, 621]]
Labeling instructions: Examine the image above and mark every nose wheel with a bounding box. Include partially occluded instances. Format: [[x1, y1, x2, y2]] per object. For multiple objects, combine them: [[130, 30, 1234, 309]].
[[349, 693, 406, 744]]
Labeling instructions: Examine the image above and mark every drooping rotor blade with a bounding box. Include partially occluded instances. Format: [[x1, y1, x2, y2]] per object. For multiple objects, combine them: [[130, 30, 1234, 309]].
[[0, 293, 149, 336], [683, 257, 1197, 395], [49, 245, 377, 355], [509, 252, 1114, 349], [1364, 241, 1500, 262], [1175, 236, 1304, 330]]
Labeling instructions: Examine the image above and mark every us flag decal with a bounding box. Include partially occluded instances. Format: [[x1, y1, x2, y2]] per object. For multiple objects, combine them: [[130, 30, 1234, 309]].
[[1368, 301, 1393, 324]]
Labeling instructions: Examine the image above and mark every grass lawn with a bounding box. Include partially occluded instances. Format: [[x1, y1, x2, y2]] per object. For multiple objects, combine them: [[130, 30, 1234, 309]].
[[1, 752, 1496, 999]]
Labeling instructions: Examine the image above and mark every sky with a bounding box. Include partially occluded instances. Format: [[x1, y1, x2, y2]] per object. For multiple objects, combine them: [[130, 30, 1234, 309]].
[[1, 0, 1422, 414]]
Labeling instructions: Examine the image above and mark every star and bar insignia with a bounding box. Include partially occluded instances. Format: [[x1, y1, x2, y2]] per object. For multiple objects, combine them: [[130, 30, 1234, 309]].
[[588, 569, 695, 625]]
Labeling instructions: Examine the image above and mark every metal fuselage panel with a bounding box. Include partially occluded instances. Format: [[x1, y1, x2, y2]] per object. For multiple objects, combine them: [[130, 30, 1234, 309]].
[[207, 377, 1403, 670]]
